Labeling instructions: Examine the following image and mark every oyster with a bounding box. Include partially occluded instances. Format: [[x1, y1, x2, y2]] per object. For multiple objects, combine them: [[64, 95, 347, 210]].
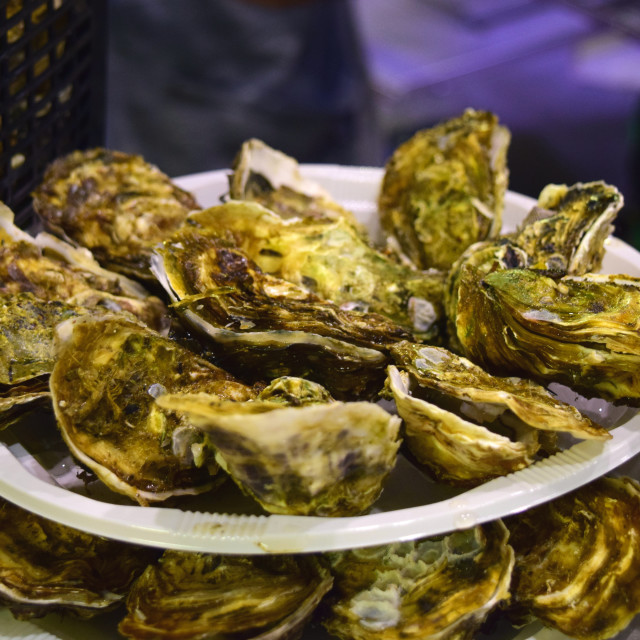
[[31, 148, 200, 281], [379, 109, 510, 270], [229, 137, 366, 234], [323, 520, 513, 640], [157, 391, 401, 516], [152, 227, 412, 399], [506, 476, 640, 640], [119, 550, 333, 640], [456, 268, 640, 403], [0, 203, 168, 332], [0, 497, 156, 620], [50, 314, 257, 505], [185, 202, 447, 342], [515, 181, 622, 275], [386, 342, 609, 485]]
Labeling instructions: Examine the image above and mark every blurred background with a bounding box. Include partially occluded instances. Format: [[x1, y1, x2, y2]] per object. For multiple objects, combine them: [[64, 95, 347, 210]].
[[105, 0, 640, 246]]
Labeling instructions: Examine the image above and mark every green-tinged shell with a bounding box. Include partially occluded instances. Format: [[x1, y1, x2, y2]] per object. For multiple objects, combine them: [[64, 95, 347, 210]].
[[157, 392, 401, 516], [387, 366, 538, 485], [119, 550, 333, 640], [505, 476, 640, 640], [257, 375, 335, 406], [0, 388, 51, 431], [31, 148, 200, 281], [323, 520, 513, 640], [514, 181, 622, 274], [0, 204, 169, 331], [458, 269, 640, 403], [229, 137, 366, 235], [0, 497, 157, 620], [50, 315, 257, 505], [152, 229, 412, 400], [379, 108, 510, 270], [186, 202, 447, 342], [390, 342, 609, 440]]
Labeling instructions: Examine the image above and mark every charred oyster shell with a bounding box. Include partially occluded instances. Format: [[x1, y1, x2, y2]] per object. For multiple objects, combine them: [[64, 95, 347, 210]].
[[50, 314, 257, 505], [386, 342, 609, 485], [31, 148, 200, 281], [0, 497, 156, 620], [322, 520, 513, 640], [157, 391, 401, 517], [379, 109, 510, 270], [506, 476, 640, 640], [185, 202, 447, 342], [119, 550, 333, 640], [152, 227, 412, 400]]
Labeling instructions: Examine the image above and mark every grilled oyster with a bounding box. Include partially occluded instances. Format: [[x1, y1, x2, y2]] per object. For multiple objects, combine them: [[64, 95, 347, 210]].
[[379, 109, 510, 270], [31, 148, 200, 281], [455, 268, 640, 403], [0, 203, 168, 332], [157, 391, 401, 516], [119, 550, 332, 640], [50, 314, 257, 505], [386, 342, 609, 485], [515, 181, 622, 275], [229, 137, 366, 234], [322, 520, 513, 640], [152, 228, 412, 400], [0, 497, 156, 620], [506, 476, 640, 640], [185, 202, 447, 342]]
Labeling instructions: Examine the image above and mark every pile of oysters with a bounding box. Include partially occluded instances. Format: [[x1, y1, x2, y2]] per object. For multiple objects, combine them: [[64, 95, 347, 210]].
[[0, 108, 639, 639]]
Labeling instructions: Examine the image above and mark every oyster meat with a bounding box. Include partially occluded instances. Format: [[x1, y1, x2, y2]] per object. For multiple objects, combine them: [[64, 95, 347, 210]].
[[379, 108, 510, 270], [386, 342, 609, 485], [119, 550, 332, 640], [185, 202, 447, 342], [506, 476, 640, 640], [152, 226, 412, 399], [157, 390, 401, 517], [50, 314, 257, 505], [323, 520, 514, 640], [0, 497, 156, 620], [31, 148, 200, 281]]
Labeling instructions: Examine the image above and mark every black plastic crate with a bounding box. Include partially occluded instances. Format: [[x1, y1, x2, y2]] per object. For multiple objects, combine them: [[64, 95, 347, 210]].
[[0, 0, 107, 228]]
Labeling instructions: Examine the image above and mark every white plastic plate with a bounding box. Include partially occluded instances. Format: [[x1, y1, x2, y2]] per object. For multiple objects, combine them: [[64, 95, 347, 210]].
[[0, 166, 639, 558]]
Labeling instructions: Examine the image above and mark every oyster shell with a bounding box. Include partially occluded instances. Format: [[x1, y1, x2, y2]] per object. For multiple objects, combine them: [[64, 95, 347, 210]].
[[516, 181, 622, 275], [0, 203, 168, 332], [157, 391, 401, 516], [506, 476, 640, 640], [185, 202, 447, 342], [119, 550, 333, 640], [322, 520, 513, 640], [229, 137, 366, 234], [31, 148, 200, 281], [386, 342, 609, 485], [152, 227, 412, 400], [50, 314, 257, 505], [0, 497, 156, 620], [457, 268, 640, 403], [379, 109, 510, 270]]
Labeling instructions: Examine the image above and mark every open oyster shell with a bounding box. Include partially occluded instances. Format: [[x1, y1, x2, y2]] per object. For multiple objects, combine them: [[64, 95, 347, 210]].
[[50, 314, 257, 505], [152, 226, 412, 399], [229, 137, 366, 235], [119, 550, 333, 640], [379, 108, 510, 270], [31, 148, 200, 282], [157, 391, 401, 516], [0, 497, 156, 620], [322, 520, 514, 640], [505, 476, 640, 640], [184, 202, 447, 342]]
